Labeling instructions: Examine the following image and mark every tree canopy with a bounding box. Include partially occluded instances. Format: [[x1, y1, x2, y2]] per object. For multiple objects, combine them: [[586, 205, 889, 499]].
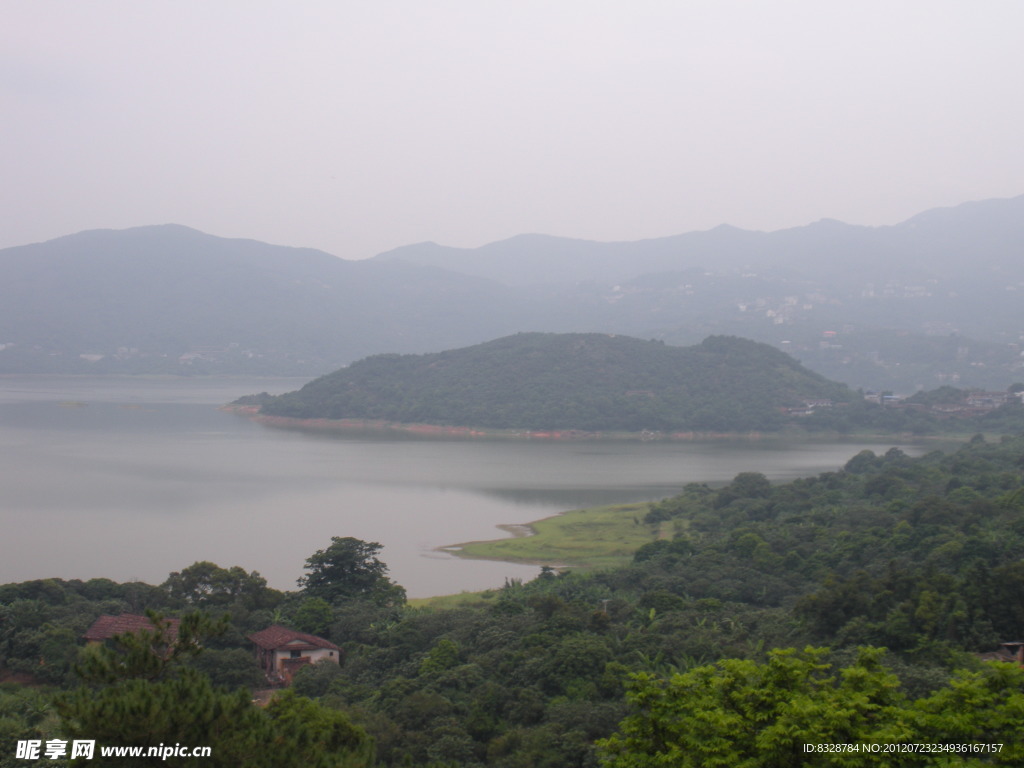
[[162, 561, 279, 610], [599, 647, 1024, 767], [298, 537, 406, 606]]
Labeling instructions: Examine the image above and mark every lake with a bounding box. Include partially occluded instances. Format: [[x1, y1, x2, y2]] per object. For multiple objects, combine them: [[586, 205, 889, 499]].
[[0, 376, 930, 597]]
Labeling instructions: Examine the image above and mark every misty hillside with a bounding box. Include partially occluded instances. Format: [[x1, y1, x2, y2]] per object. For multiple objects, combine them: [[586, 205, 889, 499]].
[[374, 195, 1024, 287], [378, 195, 1024, 390], [253, 333, 855, 432], [3, 196, 1023, 390], [0, 225, 522, 375]]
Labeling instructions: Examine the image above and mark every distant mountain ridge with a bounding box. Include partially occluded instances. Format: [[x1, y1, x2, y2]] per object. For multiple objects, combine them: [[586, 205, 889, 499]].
[[2, 195, 1023, 390], [373, 194, 1024, 286], [0, 224, 520, 375], [253, 333, 855, 433]]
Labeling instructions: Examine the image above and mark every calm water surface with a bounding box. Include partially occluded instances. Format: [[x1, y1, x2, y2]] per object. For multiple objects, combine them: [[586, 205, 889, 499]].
[[0, 376, 931, 597]]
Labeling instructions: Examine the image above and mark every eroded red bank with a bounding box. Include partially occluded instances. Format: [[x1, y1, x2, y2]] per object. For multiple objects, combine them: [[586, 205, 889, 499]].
[[223, 405, 757, 441]]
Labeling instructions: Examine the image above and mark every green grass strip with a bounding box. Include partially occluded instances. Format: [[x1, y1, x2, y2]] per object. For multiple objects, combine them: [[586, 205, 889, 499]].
[[444, 502, 665, 571]]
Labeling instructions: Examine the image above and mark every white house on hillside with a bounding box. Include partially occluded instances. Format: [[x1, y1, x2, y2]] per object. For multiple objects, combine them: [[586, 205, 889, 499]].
[[248, 624, 341, 684]]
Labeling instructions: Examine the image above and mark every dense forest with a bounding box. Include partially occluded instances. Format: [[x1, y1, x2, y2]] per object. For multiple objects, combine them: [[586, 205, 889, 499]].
[[4, 434, 1024, 765], [249, 333, 855, 433]]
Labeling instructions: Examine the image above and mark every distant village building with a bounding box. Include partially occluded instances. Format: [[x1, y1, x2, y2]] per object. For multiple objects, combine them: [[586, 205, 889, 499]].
[[784, 398, 835, 417], [979, 642, 1024, 666], [248, 625, 341, 685], [966, 391, 1010, 409], [802, 399, 834, 409]]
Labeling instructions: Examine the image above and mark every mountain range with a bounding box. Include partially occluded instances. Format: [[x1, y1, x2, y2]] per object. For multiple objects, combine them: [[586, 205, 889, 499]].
[[2, 195, 1023, 389], [376, 195, 1024, 287]]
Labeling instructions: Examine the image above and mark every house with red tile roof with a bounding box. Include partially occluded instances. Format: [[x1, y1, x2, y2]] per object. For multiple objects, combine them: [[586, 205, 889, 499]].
[[83, 613, 181, 643], [248, 624, 341, 684]]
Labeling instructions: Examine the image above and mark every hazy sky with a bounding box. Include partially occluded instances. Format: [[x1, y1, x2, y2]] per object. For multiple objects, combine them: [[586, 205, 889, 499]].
[[3, 1, 1023, 259]]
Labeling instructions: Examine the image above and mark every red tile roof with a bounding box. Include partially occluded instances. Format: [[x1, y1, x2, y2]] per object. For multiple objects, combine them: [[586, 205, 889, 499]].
[[248, 624, 340, 652], [83, 613, 181, 642]]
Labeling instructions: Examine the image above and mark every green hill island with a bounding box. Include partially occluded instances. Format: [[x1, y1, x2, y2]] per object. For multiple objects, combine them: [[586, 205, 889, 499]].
[[237, 333, 856, 436]]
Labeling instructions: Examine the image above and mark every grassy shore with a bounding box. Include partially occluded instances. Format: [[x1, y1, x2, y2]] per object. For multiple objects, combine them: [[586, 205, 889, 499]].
[[408, 502, 672, 608], [407, 590, 504, 609], [442, 501, 673, 571]]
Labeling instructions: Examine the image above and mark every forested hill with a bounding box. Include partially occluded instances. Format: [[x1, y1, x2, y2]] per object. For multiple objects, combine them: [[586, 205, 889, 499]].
[[253, 333, 855, 432]]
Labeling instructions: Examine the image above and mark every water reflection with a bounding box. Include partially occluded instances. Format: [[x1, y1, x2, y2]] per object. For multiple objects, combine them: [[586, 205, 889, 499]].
[[0, 377, 934, 597]]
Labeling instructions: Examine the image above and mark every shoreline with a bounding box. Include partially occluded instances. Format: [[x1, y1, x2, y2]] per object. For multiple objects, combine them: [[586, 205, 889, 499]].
[[223, 405, 962, 444], [439, 501, 661, 570], [223, 405, 896, 442], [438, 523, 542, 564]]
